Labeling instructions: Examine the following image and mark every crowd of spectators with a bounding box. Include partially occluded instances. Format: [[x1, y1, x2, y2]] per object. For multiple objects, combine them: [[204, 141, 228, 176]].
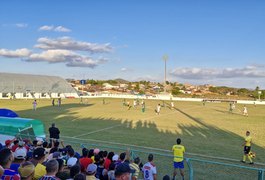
[[0, 138, 160, 180]]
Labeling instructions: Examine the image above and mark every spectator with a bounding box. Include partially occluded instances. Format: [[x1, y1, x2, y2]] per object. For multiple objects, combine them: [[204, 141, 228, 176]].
[[79, 148, 93, 173], [114, 163, 131, 180], [18, 161, 35, 180], [39, 159, 59, 180], [11, 140, 19, 152], [69, 165, 81, 180], [112, 155, 119, 163], [129, 157, 141, 180], [49, 123, 60, 142], [4, 139, 13, 149], [10, 146, 27, 172], [95, 158, 105, 179], [67, 148, 78, 168], [56, 159, 70, 180], [142, 154, 157, 180], [86, 164, 98, 180], [0, 148, 20, 180], [30, 147, 47, 180], [104, 152, 114, 170], [74, 173, 86, 180], [163, 175, 170, 180], [107, 163, 115, 180]]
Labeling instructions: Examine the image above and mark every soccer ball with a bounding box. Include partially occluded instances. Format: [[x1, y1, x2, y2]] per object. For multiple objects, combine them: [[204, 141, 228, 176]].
[[249, 151, 256, 158]]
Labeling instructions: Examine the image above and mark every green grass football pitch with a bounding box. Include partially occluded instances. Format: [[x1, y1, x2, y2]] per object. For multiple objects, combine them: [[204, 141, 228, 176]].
[[1, 98, 265, 178]]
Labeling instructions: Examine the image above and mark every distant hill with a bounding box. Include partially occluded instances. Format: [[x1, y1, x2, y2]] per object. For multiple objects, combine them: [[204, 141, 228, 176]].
[[114, 78, 129, 84]]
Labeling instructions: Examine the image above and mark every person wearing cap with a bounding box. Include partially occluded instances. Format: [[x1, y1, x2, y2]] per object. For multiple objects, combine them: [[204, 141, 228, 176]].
[[30, 147, 47, 180], [10, 146, 27, 173], [85, 163, 98, 180], [18, 161, 35, 180], [39, 159, 60, 180], [172, 138, 185, 180], [142, 154, 157, 180], [49, 123, 60, 143], [0, 148, 21, 180], [67, 148, 78, 168], [4, 139, 14, 149], [115, 163, 131, 180]]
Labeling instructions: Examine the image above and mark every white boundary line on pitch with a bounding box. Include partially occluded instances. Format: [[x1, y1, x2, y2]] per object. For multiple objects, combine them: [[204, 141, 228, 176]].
[[72, 124, 122, 138], [60, 135, 265, 166]]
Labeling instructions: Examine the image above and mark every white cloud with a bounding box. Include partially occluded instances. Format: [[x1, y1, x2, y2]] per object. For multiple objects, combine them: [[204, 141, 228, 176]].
[[0, 48, 31, 58], [170, 65, 265, 79], [54, 26, 71, 32], [15, 23, 28, 28], [121, 67, 133, 72], [38, 25, 71, 32], [39, 25, 54, 31], [24, 49, 107, 68], [35, 37, 112, 53]]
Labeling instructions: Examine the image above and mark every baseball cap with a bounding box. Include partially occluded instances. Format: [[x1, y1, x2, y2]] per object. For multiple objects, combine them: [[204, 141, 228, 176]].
[[33, 148, 46, 159], [112, 154, 119, 161], [114, 163, 131, 177], [18, 161, 35, 178], [5, 140, 12, 146], [67, 157, 78, 167], [14, 148, 27, 159], [86, 164, 97, 175]]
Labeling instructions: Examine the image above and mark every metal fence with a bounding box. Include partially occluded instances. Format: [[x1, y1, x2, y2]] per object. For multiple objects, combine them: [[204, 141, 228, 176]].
[[59, 136, 265, 180]]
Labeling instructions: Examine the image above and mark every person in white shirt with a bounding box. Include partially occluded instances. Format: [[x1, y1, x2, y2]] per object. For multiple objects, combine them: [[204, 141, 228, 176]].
[[142, 154, 157, 180]]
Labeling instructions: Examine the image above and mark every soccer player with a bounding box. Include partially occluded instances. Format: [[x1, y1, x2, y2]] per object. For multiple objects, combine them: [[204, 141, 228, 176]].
[[155, 104, 161, 115], [243, 105, 248, 116], [32, 99, 37, 110], [172, 138, 185, 180], [171, 101, 174, 110], [241, 131, 253, 164]]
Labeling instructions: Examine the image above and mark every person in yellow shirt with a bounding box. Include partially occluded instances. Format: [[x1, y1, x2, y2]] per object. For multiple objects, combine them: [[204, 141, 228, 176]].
[[241, 131, 253, 164], [172, 138, 185, 180]]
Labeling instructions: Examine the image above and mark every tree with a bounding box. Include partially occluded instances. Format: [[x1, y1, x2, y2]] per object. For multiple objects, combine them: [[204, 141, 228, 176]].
[[171, 87, 180, 96]]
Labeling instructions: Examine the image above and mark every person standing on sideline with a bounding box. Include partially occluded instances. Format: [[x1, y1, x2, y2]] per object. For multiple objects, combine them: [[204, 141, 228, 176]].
[[32, 99, 37, 111], [52, 99, 55, 106], [49, 123, 60, 143], [243, 105, 248, 116], [155, 104, 161, 115], [57, 98, 61, 107], [141, 100, 145, 113], [171, 101, 174, 110], [241, 131, 253, 164], [172, 138, 185, 180], [142, 154, 157, 180]]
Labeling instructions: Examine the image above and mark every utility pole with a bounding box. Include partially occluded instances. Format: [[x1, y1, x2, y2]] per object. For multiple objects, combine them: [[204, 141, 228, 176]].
[[163, 55, 168, 93]]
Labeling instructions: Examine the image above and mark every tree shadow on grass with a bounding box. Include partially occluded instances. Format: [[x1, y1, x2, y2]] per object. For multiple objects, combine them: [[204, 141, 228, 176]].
[[6, 100, 265, 167]]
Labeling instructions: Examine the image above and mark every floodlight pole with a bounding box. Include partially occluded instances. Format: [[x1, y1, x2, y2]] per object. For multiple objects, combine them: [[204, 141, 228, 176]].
[[163, 55, 168, 93]]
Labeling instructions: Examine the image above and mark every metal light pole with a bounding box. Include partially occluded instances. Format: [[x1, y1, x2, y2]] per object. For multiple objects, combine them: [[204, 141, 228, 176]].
[[163, 55, 168, 93]]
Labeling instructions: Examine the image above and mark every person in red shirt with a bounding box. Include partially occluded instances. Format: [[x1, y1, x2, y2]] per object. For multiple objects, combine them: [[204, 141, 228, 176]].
[[79, 148, 93, 173]]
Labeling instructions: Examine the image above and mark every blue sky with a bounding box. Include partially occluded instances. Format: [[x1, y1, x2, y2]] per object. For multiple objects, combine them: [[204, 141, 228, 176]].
[[0, 0, 265, 89]]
